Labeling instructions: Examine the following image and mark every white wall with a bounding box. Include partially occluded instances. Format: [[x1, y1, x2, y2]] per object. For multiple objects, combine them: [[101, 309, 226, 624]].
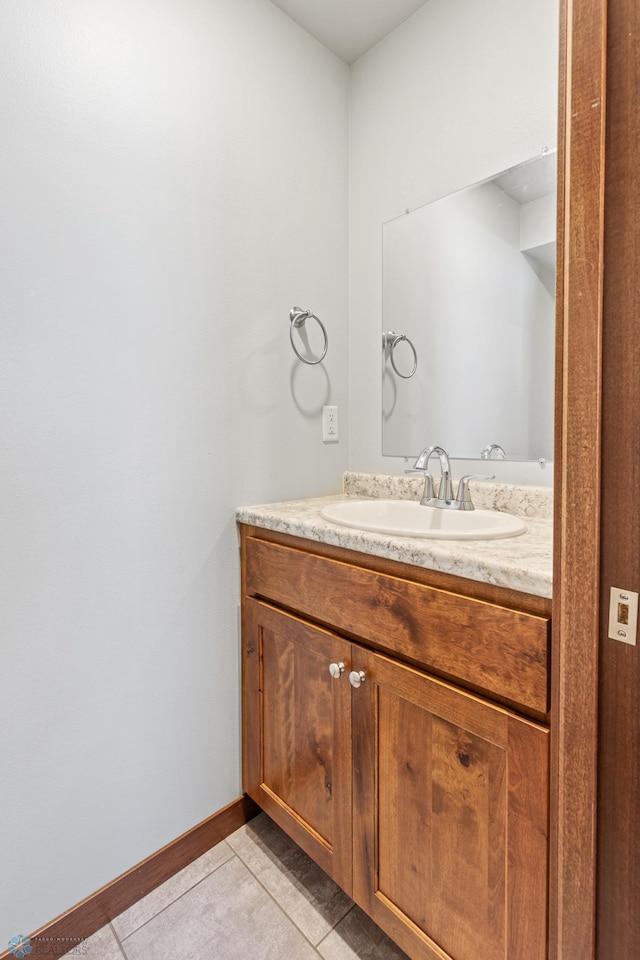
[[0, 0, 348, 938], [349, 0, 559, 484]]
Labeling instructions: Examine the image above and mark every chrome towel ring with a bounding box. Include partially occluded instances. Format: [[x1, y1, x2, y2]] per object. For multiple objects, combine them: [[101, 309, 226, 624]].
[[289, 307, 328, 365], [383, 330, 418, 379]]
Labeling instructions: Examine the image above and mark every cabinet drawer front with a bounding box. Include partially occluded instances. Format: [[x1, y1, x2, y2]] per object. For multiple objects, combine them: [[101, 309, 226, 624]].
[[245, 536, 549, 713]]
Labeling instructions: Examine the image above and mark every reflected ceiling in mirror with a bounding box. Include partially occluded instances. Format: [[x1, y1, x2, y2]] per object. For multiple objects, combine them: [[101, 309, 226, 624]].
[[382, 151, 557, 462]]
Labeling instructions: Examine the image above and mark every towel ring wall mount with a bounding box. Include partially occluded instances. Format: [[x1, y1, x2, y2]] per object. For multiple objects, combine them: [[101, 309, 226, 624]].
[[289, 307, 328, 365]]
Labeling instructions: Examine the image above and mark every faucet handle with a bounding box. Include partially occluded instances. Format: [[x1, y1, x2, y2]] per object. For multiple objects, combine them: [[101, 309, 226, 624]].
[[405, 468, 435, 502], [455, 474, 495, 510]]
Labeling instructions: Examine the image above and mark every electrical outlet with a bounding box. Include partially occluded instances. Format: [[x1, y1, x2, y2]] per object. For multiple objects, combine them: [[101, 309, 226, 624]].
[[322, 405, 339, 443]]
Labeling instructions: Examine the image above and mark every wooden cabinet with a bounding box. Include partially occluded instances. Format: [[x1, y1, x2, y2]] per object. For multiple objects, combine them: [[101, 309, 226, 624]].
[[241, 525, 551, 960], [351, 645, 548, 960], [243, 598, 354, 891]]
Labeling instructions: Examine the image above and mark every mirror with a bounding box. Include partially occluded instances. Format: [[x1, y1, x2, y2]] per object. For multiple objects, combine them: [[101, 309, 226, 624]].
[[382, 151, 557, 462]]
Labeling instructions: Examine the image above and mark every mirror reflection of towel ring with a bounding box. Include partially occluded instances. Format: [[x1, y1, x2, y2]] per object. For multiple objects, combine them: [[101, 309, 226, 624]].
[[383, 331, 417, 379], [289, 307, 328, 365]]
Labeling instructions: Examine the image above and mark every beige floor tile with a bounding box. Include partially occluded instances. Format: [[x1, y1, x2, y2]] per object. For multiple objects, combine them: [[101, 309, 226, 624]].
[[111, 840, 233, 940], [65, 923, 125, 959], [227, 814, 352, 946], [317, 906, 410, 960], [121, 855, 320, 960]]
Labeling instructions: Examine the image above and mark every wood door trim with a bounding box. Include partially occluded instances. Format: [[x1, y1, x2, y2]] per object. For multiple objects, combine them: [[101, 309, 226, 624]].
[[551, 0, 607, 957], [596, 0, 640, 955]]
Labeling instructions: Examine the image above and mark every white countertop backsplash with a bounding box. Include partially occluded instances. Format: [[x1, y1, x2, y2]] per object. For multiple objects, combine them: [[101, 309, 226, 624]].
[[236, 473, 553, 598]]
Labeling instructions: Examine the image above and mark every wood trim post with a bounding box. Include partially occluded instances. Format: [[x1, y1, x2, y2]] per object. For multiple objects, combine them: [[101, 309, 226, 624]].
[[551, 0, 607, 958], [596, 0, 640, 954]]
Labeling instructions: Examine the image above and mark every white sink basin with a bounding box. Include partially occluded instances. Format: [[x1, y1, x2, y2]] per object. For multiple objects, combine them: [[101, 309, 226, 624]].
[[320, 499, 526, 540]]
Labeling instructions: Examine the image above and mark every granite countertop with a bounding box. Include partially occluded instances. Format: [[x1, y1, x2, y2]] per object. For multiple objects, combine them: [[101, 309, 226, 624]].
[[236, 472, 553, 599]]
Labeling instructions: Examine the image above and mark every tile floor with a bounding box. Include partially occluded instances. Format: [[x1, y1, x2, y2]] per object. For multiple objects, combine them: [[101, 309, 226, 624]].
[[71, 813, 410, 960]]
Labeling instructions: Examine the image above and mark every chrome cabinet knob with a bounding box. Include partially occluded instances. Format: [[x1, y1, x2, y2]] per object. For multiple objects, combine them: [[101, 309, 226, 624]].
[[349, 670, 366, 689], [329, 662, 345, 679]]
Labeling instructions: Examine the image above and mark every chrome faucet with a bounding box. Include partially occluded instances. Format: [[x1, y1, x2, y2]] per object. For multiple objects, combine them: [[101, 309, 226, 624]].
[[423, 445, 454, 503], [406, 445, 453, 506], [407, 444, 494, 510]]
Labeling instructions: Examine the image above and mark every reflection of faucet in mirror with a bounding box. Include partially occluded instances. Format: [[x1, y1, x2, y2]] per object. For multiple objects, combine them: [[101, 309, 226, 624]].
[[480, 443, 506, 460], [407, 445, 494, 510]]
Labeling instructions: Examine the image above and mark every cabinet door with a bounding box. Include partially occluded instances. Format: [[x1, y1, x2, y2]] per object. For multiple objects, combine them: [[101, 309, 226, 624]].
[[351, 647, 549, 960], [242, 598, 353, 892]]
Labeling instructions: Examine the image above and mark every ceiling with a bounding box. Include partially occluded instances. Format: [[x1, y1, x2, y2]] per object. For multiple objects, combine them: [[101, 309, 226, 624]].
[[268, 0, 431, 64]]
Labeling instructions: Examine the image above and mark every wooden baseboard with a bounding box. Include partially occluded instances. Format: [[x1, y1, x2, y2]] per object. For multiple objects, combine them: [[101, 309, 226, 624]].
[[0, 795, 260, 960]]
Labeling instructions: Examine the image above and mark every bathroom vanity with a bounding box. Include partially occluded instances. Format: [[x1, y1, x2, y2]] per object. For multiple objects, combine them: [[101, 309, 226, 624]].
[[238, 478, 553, 960]]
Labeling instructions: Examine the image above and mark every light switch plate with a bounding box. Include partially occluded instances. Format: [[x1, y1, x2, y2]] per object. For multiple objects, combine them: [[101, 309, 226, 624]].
[[608, 586, 638, 645]]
